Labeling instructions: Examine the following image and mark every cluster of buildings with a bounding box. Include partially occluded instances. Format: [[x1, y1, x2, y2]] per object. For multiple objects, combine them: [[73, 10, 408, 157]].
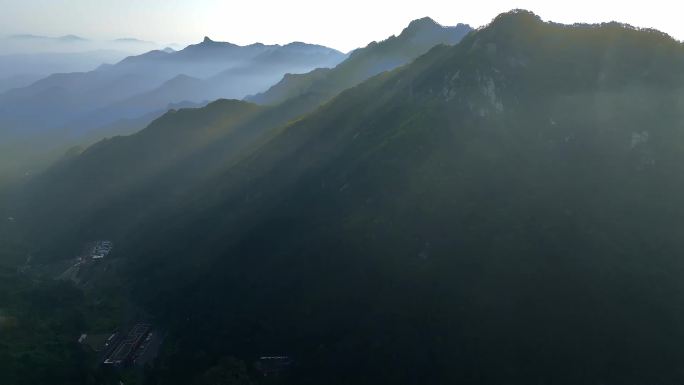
[[78, 323, 162, 368], [56, 240, 114, 283], [80, 322, 288, 374], [255, 356, 293, 376], [103, 324, 150, 366], [90, 240, 112, 259]]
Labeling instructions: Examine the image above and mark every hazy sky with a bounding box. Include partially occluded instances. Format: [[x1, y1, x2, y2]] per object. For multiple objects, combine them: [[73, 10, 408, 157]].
[[0, 0, 680, 52]]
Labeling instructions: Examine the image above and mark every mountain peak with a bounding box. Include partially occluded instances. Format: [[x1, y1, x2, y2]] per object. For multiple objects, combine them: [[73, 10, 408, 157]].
[[179, 36, 240, 53], [488, 9, 543, 31], [403, 17, 441, 35], [399, 17, 473, 41], [394, 17, 472, 46], [407, 17, 440, 29]]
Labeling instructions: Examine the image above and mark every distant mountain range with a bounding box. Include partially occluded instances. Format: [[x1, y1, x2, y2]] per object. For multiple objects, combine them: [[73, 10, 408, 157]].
[[10, 10, 684, 385], [4, 16, 475, 245], [0, 37, 344, 135], [247, 17, 472, 105], [0, 50, 137, 92], [112, 37, 156, 44], [8, 34, 89, 42], [3, 33, 163, 50], [0, 34, 171, 92], [73, 40, 346, 129], [0, 20, 473, 183], [0, 37, 346, 181]]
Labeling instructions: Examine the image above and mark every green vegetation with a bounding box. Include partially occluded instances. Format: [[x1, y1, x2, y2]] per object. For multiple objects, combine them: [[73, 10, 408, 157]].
[[0, 271, 111, 385], [7, 10, 684, 385]]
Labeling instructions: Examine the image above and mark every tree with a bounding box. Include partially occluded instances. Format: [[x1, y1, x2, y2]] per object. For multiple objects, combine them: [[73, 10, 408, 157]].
[[199, 357, 254, 385]]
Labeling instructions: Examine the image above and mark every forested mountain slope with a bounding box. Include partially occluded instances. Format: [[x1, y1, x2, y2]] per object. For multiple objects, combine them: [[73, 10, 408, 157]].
[[9, 10, 684, 385]]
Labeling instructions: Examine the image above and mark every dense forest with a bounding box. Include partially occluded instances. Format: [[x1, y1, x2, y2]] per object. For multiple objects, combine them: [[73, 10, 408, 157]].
[[3, 9, 684, 385]]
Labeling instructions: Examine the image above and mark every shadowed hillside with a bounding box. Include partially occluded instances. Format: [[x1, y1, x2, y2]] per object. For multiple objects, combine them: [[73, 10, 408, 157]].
[[7, 10, 684, 385]]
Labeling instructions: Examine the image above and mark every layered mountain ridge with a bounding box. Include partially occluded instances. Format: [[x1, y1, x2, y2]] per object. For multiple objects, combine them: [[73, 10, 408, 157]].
[[247, 17, 472, 105], [6, 10, 684, 385], [0, 36, 346, 183]]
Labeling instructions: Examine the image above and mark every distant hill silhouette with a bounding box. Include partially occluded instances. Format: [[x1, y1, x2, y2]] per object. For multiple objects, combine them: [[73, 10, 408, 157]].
[[0, 37, 346, 182], [248, 17, 472, 105]]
